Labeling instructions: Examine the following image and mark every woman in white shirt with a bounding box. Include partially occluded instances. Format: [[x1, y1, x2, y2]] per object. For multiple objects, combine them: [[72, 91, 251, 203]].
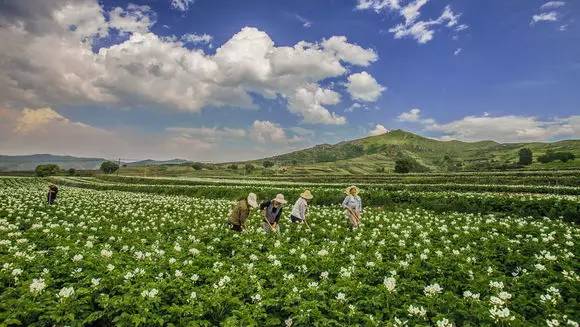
[[290, 190, 313, 223], [342, 185, 362, 229]]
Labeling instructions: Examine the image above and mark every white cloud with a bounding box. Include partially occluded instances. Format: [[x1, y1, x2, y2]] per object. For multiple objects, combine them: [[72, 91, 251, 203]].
[[109, 4, 156, 35], [454, 48, 462, 56], [345, 103, 363, 112], [0, 2, 381, 125], [295, 14, 312, 28], [171, 0, 195, 12], [357, 1, 465, 44], [540, 1, 565, 10], [165, 126, 246, 143], [346, 72, 386, 102], [181, 33, 212, 45], [250, 120, 290, 144], [396, 108, 580, 142], [288, 84, 346, 125], [532, 11, 558, 24], [389, 5, 461, 44], [321, 36, 378, 66], [398, 108, 421, 122], [369, 124, 389, 136], [356, 0, 401, 12]]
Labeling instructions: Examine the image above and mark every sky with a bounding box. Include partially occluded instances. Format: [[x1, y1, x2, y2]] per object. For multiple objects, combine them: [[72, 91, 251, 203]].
[[0, 0, 578, 162]]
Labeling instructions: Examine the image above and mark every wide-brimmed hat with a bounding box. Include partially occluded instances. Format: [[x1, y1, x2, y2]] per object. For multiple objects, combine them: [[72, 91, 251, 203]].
[[344, 185, 359, 195], [300, 190, 313, 200], [247, 193, 258, 208], [272, 193, 287, 204]]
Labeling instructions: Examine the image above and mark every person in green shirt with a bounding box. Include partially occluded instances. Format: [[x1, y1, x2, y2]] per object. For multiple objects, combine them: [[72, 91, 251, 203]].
[[228, 193, 258, 232]]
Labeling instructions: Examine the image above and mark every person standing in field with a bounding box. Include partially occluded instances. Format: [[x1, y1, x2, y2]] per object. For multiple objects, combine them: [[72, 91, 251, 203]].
[[290, 190, 313, 223], [228, 193, 258, 232], [260, 194, 287, 233], [47, 184, 59, 205], [342, 185, 362, 229]]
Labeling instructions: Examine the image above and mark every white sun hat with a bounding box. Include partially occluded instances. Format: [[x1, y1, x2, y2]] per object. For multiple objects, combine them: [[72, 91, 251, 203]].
[[300, 189, 313, 200], [247, 193, 258, 208], [272, 193, 287, 204]]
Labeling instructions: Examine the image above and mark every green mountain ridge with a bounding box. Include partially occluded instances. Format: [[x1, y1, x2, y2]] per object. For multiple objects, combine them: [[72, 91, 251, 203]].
[[246, 130, 580, 173]]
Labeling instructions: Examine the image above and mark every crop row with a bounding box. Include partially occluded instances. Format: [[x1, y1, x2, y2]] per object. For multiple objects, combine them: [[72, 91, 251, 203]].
[[50, 177, 580, 223], [95, 175, 580, 195]]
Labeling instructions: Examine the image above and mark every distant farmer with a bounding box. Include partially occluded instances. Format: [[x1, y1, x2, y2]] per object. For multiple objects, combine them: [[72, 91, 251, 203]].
[[228, 193, 259, 232], [342, 185, 362, 229], [47, 184, 59, 205], [260, 193, 287, 233], [290, 190, 313, 223]]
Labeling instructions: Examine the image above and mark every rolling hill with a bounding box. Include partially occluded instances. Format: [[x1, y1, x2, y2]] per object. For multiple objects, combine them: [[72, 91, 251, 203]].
[[0, 154, 107, 171], [245, 130, 580, 174]]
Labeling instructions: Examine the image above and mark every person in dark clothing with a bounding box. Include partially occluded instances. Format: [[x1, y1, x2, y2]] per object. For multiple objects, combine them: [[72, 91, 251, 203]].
[[228, 193, 258, 232], [47, 185, 58, 204], [259, 194, 287, 233]]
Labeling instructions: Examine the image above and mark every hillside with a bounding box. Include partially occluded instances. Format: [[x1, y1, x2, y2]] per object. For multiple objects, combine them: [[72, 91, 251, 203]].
[[245, 130, 580, 174]]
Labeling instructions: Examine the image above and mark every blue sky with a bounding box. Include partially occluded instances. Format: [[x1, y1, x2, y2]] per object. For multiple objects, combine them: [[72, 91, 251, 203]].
[[0, 0, 578, 161]]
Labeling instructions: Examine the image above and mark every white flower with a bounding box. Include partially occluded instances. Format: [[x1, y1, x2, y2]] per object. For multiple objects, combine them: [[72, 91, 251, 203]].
[[190, 274, 199, 282], [424, 283, 443, 297], [100, 249, 113, 258], [320, 271, 329, 280], [57, 286, 74, 300], [91, 278, 100, 287], [436, 318, 454, 327], [285, 318, 293, 327], [11, 268, 22, 277], [336, 292, 346, 301], [407, 304, 426, 318], [489, 281, 504, 290], [29, 278, 46, 295], [175, 270, 183, 278], [72, 254, 83, 262], [141, 288, 159, 299], [318, 249, 329, 256], [383, 277, 396, 292], [251, 293, 262, 303], [107, 264, 115, 271], [308, 281, 318, 288], [189, 291, 197, 300], [489, 306, 514, 322]]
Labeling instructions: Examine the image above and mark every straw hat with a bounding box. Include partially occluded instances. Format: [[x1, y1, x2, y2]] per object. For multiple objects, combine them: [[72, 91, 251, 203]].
[[247, 193, 258, 208], [272, 193, 287, 204], [344, 185, 359, 195], [300, 189, 313, 200]]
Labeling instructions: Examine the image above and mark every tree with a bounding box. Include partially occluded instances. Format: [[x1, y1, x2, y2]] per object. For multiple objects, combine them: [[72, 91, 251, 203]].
[[191, 162, 204, 170], [518, 148, 533, 165], [244, 163, 254, 173], [67, 168, 76, 176], [35, 164, 60, 177], [538, 151, 576, 163], [394, 158, 411, 173], [262, 160, 274, 168], [291, 160, 298, 166], [100, 161, 119, 174], [228, 164, 238, 170]]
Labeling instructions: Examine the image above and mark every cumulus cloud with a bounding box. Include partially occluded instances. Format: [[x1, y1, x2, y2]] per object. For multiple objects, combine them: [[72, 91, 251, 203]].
[[369, 124, 389, 136], [396, 108, 580, 142], [345, 71, 386, 102], [0, 2, 380, 125], [321, 36, 378, 66], [357, 0, 466, 44]]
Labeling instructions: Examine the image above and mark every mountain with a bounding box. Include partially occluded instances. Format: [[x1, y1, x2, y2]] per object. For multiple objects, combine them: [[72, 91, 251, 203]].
[[125, 159, 191, 167], [246, 130, 580, 174], [0, 154, 107, 171]]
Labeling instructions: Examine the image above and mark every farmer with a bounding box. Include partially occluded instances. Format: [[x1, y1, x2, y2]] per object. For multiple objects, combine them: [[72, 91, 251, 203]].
[[260, 194, 287, 233], [228, 193, 258, 232], [47, 184, 59, 205], [290, 190, 313, 223], [342, 185, 362, 229]]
